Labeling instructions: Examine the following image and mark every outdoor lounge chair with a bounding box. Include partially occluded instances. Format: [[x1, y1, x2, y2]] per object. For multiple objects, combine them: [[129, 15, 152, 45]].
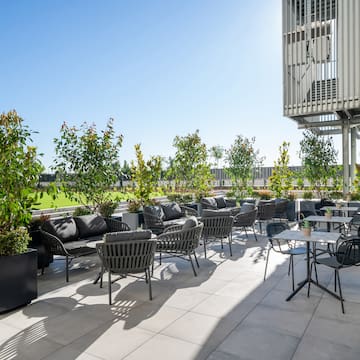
[[96, 232, 156, 304], [155, 218, 203, 276], [233, 208, 258, 241], [201, 210, 234, 258]]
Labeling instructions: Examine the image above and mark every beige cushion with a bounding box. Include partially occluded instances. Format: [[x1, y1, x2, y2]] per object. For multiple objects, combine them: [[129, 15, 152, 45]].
[[182, 216, 198, 230]]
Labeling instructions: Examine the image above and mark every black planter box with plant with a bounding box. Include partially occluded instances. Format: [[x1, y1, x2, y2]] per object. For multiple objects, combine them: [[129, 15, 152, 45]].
[[0, 248, 38, 313]]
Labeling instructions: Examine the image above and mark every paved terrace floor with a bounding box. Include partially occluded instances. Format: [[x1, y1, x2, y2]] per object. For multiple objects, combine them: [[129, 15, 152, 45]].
[[1, 225, 360, 360]]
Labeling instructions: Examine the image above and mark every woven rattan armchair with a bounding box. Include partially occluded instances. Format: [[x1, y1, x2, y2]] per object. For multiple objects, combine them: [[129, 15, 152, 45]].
[[96, 239, 157, 304], [201, 215, 234, 258], [233, 209, 258, 241], [155, 222, 204, 276], [256, 202, 276, 234]]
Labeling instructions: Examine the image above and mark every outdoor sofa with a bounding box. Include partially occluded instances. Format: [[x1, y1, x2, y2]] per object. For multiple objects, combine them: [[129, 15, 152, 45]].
[[143, 202, 198, 235], [40, 214, 130, 281], [200, 196, 240, 216]]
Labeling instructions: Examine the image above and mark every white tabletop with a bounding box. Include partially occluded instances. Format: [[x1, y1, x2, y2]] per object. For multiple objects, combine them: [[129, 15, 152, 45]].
[[304, 215, 353, 224], [320, 206, 359, 212], [273, 229, 340, 244]]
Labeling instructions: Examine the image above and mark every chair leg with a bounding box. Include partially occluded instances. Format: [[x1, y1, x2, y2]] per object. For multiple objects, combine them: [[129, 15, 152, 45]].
[[336, 270, 345, 314], [220, 238, 224, 249], [193, 251, 200, 268], [308, 262, 312, 297], [264, 248, 271, 281], [253, 225, 258, 241], [189, 253, 197, 276], [334, 269, 337, 292], [159, 252, 162, 265], [147, 268, 153, 300], [66, 255, 69, 282], [259, 222, 262, 234], [108, 270, 112, 305], [203, 239, 207, 258], [100, 265, 104, 288], [291, 255, 295, 291], [244, 228, 249, 240], [228, 234, 233, 257]]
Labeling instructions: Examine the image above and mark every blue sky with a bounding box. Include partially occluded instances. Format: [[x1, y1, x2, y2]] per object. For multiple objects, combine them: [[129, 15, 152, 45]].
[[0, 0, 341, 170]]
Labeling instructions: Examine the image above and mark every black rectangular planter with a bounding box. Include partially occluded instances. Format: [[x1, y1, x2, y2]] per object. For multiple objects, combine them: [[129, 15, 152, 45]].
[[0, 248, 38, 314]]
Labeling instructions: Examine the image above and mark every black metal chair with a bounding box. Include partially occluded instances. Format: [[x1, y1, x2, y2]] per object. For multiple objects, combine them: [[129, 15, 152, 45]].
[[312, 236, 360, 313], [264, 222, 307, 291], [96, 239, 157, 304], [233, 209, 258, 241]]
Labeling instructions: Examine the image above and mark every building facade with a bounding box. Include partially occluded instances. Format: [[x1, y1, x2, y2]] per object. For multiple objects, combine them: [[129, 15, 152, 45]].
[[283, 0, 360, 193]]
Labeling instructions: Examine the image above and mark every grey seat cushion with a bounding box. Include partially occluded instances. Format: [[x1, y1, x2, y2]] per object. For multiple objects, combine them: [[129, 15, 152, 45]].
[[104, 230, 153, 243], [202, 209, 231, 217], [215, 196, 227, 209], [163, 218, 186, 227], [202, 197, 218, 208], [74, 214, 108, 238], [144, 205, 164, 219], [240, 202, 255, 213], [182, 216, 198, 230], [161, 202, 182, 220], [42, 217, 79, 243]]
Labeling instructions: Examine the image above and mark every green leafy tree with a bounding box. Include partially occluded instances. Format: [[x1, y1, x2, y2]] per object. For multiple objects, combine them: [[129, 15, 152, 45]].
[[268, 141, 293, 198], [299, 130, 338, 198], [0, 110, 44, 254], [52, 118, 123, 212], [169, 130, 213, 199], [225, 135, 263, 198], [131, 144, 162, 205]]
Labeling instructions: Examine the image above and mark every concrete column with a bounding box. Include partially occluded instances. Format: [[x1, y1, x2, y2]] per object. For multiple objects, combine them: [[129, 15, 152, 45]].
[[351, 127, 357, 190], [342, 121, 350, 195]]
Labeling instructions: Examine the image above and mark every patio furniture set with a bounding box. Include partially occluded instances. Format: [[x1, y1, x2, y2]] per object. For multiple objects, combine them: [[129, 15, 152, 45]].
[[38, 196, 360, 311]]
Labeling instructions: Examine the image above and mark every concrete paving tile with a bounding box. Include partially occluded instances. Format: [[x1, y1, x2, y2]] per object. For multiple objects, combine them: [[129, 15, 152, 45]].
[[122, 334, 202, 360], [218, 324, 300, 360], [122, 303, 186, 332], [42, 345, 105, 360], [161, 311, 237, 348], [240, 303, 312, 337], [305, 316, 360, 348], [70, 322, 155, 360], [191, 293, 255, 320], [293, 334, 360, 360]]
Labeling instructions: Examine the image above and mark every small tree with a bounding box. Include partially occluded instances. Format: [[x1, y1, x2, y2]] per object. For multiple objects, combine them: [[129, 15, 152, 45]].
[[52, 119, 123, 212], [0, 110, 44, 254], [169, 130, 213, 199], [268, 141, 293, 198], [225, 135, 263, 198], [299, 130, 338, 198], [131, 144, 162, 205]]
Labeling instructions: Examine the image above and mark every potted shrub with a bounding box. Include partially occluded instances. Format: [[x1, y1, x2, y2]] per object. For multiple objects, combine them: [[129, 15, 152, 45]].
[[0, 110, 44, 313], [325, 207, 332, 219], [122, 199, 142, 230], [302, 220, 311, 237]]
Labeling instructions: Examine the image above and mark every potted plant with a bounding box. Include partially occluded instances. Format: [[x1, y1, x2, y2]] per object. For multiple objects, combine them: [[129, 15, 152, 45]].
[[0, 110, 44, 313], [302, 220, 311, 237], [325, 207, 332, 219], [122, 199, 142, 230]]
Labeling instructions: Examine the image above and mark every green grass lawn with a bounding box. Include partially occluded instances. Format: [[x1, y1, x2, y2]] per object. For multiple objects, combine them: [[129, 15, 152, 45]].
[[31, 191, 140, 210]]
